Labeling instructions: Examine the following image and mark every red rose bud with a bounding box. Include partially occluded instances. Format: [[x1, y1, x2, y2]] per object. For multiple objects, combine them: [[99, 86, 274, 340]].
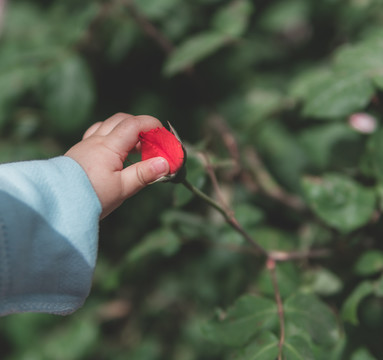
[[139, 125, 186, 182]]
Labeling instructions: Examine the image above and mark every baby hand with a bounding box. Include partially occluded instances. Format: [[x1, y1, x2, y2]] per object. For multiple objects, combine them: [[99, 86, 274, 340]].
[[65, 113, 170, 218]]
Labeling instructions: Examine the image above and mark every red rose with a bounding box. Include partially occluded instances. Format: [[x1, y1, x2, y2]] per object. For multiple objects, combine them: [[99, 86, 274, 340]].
[[139, 126, 185, 177]]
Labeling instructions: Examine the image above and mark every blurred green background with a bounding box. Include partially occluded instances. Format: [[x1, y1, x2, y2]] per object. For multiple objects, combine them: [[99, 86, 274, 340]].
[[1, 0, 383, 359]]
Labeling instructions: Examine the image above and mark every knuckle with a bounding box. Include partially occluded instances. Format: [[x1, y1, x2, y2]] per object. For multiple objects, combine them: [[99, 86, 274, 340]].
[[136, 165, 147, 187], [114, 112, 130, 119]]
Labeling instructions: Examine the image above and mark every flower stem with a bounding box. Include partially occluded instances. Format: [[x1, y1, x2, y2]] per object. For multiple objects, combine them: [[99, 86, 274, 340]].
[[182, 178, 229, 220], [181, 178, 268, 256]]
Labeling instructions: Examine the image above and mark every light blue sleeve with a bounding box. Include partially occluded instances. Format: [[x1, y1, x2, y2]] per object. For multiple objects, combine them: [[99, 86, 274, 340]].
[[0, 156, 102, 316]]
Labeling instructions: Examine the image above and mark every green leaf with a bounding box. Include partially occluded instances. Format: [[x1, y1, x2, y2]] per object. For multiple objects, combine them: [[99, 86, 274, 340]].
[[283, 336, 315, 360], [41, 54, 95, 133], [312, 337, 346, 360], [134, 0, 181, 20], [211, 0, 254, 38], [105, 20, 139, 63], [256, 121, 308, 192], [354, 250, 383, 276], [334, 43, 383, 74], [6, 313, 99, 359], [334, 42, 383, 90], [161, 210, 213, 240], [232, 203, 264, 229], [259, 0, 309, 33], [233, 332, 279, 360], [302, 73, 374, 119], [127, 228, 181, 263], [203, 295, 277, 347], [243, 88, 284, 124], [4, 2, 53, 48], [50, 2, 101, 47], [220, 88, 284, 130], [351, 348, 377, 360], [0, 65, 41, 127], [289, 67, 332, 101], [302, 268, 343, 296], [312, 338, 346, 360], [299, 123, 361, 170], [163, 32, 228, 76], [341, 281, 374, 325], [302, 174, 376, 233], [41, 316, 99, 359], [284, 293, 340, 346], [254, 227, 298, 252], [257, 262, 301, 299]]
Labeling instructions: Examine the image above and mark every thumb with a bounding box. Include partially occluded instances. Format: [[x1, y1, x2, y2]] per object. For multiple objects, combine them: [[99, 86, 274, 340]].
[[121, 157, 170, 198]]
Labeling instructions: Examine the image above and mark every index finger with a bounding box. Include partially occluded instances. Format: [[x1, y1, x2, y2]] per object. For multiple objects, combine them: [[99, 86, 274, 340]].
[[104, 115, 163, 158]]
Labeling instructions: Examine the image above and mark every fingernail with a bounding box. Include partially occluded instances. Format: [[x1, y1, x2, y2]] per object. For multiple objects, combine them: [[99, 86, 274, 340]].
[[152, 157, 169, 175]]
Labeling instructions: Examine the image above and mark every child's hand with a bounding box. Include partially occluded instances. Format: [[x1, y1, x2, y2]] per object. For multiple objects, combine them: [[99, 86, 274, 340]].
[[65, 113, 170, 218]]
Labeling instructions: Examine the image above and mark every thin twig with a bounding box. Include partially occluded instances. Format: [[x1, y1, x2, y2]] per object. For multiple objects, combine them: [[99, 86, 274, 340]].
[[208, 113, 241, 177], [245, 147, 305, 211], [124, 0, 174, 54], [267, 258, 285, 360], [199, 152, 234, 217], [269, 248, 331, 262]]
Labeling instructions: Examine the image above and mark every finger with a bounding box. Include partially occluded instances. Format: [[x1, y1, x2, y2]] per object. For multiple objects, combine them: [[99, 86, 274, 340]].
[[104, 115, 163, 156], [83, 122, 102, 139], [121, 157, 169, 198], [94, 112, 134, 136]]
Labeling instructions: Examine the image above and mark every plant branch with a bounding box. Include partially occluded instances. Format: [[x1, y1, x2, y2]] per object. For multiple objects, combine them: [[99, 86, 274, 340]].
[[267, 258, 285, 360], [182, 178, 268, 256], [245, 147, 305, 211], [181, 176, 330, 262], [124, 0, 174, 54], [199, 152, 234, 217], [269, 248, 331, 262], [208, 113, 241, 177]]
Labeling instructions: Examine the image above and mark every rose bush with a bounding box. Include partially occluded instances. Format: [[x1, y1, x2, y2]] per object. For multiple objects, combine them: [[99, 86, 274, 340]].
[[1, 0, 383, 359]]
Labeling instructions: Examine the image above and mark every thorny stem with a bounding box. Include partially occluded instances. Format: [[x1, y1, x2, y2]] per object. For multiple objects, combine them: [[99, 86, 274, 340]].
[[182, 178, 269, 257]]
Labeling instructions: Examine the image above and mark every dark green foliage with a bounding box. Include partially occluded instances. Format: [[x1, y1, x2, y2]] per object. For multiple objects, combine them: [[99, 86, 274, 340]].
[[1, 0, 383, 359]]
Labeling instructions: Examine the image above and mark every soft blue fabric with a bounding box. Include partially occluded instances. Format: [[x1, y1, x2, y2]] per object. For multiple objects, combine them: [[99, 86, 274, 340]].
[[0, 156, 101, 315]]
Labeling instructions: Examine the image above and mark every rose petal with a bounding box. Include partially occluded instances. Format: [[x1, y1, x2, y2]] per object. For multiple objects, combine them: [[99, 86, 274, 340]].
[[139, 127, 185, 174]]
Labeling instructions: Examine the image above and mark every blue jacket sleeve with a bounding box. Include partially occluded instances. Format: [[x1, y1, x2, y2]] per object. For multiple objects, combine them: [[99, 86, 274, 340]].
[[0, 156, 102, 316]]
